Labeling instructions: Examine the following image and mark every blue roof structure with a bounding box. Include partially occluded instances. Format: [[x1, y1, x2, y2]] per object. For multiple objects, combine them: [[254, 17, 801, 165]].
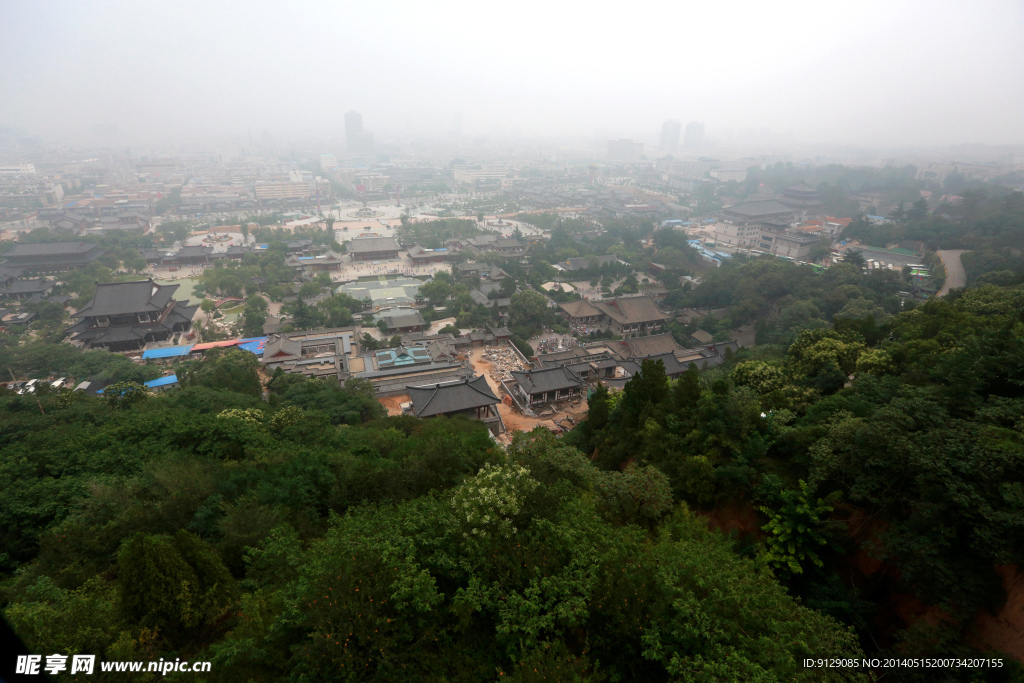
[[142, 345, 194, 359], [144, 375, 179, 389], [238, 337, 268, 355]]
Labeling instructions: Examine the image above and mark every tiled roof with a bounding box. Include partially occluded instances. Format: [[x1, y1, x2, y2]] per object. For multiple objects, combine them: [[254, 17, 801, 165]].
[[347, 236, 400, 253], [620, 333, 682, 357], [593, 296, 667, 325], [722, 200, 794, 218], [73, 280, 179, 318], [511, 366, 587, 395], [559, 299, 604, 319], [407, 375, 499, 417]]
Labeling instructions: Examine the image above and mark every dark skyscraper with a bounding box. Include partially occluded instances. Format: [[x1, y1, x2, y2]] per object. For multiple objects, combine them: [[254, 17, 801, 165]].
[[683, 121, 705, 149], [660, 120, 681, 151]]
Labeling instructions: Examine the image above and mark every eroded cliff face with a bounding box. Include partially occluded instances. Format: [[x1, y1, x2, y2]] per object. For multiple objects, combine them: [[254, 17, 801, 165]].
[[971, 565, 1024, 662]]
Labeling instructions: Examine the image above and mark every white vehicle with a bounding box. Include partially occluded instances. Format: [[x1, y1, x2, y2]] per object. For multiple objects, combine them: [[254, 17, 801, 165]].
[[51, 377, 67, 389]]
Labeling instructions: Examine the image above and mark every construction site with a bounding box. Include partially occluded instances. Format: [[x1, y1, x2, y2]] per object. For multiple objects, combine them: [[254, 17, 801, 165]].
[[376, 342, 589, 441]]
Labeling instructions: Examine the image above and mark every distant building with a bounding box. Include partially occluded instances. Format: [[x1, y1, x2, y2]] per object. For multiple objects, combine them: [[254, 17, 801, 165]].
[[555, 255, 620, 272], [915, 162, 960, 184], [557, 296, 669, 338], [254, 180, 325, 202], [709, 167, 748, 182], [592, 296, 669, 338], [607, 139, 644, 162], [683, 121, 705, 149], [452, 166, 510, 186], [345, 111, 363, 149], [1, 241, 106, 274], [381, 310, 427, 334], [0, 278, 52, 301], [714, 200, 796, 248], [779, 182, 823, 220], [408, 245, 453, 265], [346, 236, 401, 261], [345, 111, 375, 157], [0, 163, 36, 175], [764, 231, 821, 260], [320, 153, 338, 170], [660, 120, 681, 152]]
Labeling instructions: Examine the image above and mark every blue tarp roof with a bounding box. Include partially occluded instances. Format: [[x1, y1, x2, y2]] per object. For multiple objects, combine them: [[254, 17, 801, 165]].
[[237, 336, 268, 355], [145, 375, 179, 388], [238, 341, 264, 355], [142, 345, 194, 359]]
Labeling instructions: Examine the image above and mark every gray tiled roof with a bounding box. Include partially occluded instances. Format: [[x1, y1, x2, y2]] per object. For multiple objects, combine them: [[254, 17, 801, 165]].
[[721, 200, 794, 218], [73, 280, 178, 318], [621, 333, 682, 357], [511, 366, 587, 395], [407, 375, 499, 417], [594, 296, 667, 325], [347, 236, 400, 253], [0, 278, 51, 295]]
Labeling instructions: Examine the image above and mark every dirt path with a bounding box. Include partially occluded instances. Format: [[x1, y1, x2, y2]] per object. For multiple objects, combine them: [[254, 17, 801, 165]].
[[467, 347, 588, 439], [379, 393, 409, 416], [937, 249, 969, 297]]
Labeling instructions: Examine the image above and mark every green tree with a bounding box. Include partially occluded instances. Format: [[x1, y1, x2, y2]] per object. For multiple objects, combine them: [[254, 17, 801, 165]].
[[759, 480, 840, 575], [241, 296, 269, 337], [178, 348, 262, 397], [117, 531, 235, 643], [508, 290, 553, 338], [907, 197, 929, 221]]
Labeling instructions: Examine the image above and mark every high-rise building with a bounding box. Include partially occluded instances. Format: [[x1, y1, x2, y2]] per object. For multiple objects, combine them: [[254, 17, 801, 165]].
[[345, 111, 363, 150], [345, 110, 375, 157], [320, 153, 338, 171], [607, 139, 644, 162], [683, 121, 705, 149], [660, 120, 681, 152]]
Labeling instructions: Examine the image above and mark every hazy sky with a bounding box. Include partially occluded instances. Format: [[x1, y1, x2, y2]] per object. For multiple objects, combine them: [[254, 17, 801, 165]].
[[2, 0, 1023, 147]]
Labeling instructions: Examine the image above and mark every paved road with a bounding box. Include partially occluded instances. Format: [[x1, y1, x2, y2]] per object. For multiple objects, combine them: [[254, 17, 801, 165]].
[[937, 250, 969, 297]]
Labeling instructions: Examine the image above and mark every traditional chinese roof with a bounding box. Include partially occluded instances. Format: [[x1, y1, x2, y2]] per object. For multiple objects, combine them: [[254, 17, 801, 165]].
[[593, 296, 667, 325], [73, 280, 179, 318], [406, 375, 500, 417], [511, 365, 587, 395]]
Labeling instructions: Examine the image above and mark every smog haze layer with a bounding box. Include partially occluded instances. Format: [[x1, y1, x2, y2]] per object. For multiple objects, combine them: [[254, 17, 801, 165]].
[[1, 0, 1022, 147]]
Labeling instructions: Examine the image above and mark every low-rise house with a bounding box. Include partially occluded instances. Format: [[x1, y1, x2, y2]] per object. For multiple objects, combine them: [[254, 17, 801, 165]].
[[510, 366, 588, 407]]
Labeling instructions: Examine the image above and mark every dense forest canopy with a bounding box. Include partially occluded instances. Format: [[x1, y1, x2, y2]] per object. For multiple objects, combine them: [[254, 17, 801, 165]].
[[2, 282, 1023, 679]]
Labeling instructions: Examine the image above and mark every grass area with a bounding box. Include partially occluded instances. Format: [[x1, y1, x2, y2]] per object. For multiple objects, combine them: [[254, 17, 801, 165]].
[[155, 277, 200, 302]]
